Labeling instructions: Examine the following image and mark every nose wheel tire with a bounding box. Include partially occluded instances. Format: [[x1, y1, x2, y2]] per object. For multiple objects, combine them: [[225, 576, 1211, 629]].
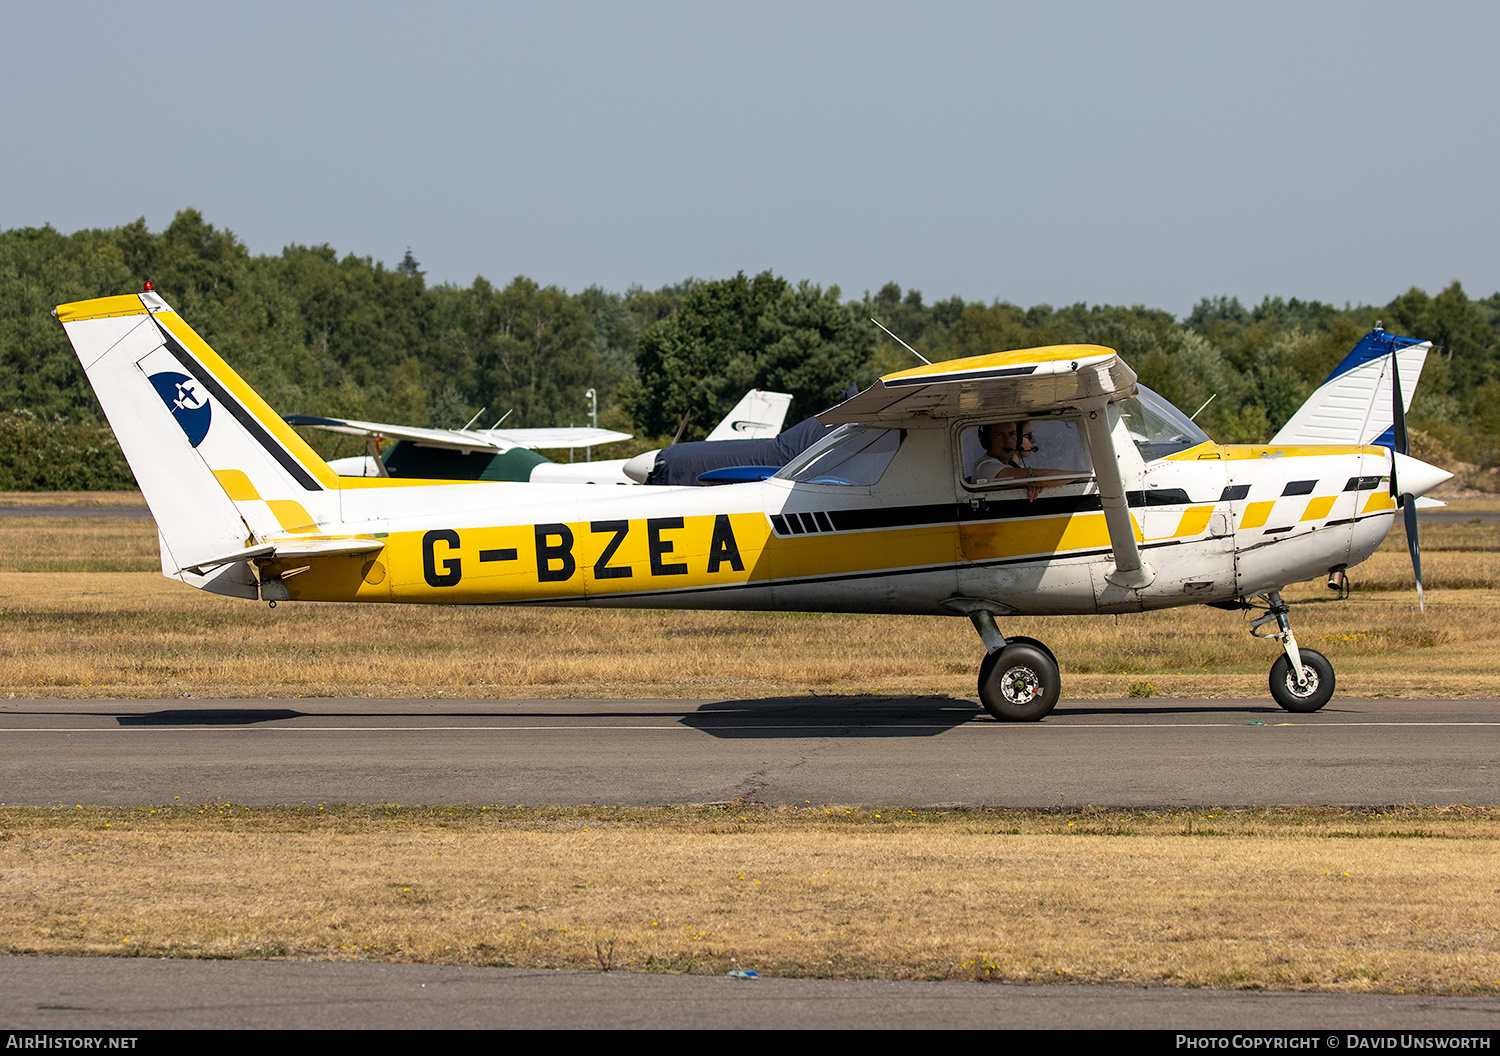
[[1269, 649, 1335, 713], [979, 642, 1061, 722]]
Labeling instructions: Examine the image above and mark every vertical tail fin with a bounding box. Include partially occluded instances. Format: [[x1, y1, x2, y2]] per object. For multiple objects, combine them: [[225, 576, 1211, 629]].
[[55, 291, 342, 589], [703, 389, 794, 441], [1271, 326, 1431, 446]]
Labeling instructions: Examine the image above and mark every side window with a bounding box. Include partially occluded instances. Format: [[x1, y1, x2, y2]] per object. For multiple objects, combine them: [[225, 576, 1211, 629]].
[[962, 418, 1092, 489], [777, 425, 904, 486]]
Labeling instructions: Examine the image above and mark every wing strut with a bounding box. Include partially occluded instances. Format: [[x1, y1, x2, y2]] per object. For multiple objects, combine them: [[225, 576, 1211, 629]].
[[1078, 398, 1154, 589]]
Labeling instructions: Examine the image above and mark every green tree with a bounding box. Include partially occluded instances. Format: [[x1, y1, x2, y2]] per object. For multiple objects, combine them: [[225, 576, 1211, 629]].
[[622, 272, 874, 438]]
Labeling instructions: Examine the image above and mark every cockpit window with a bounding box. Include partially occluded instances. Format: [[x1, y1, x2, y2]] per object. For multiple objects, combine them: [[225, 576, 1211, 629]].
[[1117, 387, 1212, 461], [775, 424, 903, 486]]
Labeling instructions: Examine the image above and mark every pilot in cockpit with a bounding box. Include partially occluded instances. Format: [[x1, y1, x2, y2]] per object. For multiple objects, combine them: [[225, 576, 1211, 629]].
[[968, 419, 1089, 501]]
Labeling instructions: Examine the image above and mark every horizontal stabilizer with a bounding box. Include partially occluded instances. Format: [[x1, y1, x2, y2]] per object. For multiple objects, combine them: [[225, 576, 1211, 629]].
[[181, 538, 385, 576]]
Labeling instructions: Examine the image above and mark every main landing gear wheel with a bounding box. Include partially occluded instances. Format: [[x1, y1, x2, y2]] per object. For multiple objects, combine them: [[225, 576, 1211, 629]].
[[1269, 648, 1335, 713], [978, 642, 1060, 722], [1000, 635, 1057, 669]]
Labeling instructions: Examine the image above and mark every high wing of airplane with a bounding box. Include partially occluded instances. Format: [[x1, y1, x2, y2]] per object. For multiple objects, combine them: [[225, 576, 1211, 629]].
[[55, 289, 1451, 721], [288, 388, 792, 485], [1272, 325, 1431, 446]]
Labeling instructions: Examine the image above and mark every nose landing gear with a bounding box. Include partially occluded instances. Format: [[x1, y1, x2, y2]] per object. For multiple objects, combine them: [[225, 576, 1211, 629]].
[[1251, 589, 1335, 713]]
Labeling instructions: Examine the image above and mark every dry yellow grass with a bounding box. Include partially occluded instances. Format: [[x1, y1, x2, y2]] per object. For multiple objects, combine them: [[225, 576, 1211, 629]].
[[2, 569, 1499, 699], [2, 804, 1495, 991], [0, 518, 160, 572], [0, 491, 147, 507]]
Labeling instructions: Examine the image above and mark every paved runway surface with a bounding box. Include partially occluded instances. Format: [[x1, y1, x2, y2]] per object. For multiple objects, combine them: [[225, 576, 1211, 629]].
[[2, 695, 1495, 807], [3, 956, 1497, 1029]]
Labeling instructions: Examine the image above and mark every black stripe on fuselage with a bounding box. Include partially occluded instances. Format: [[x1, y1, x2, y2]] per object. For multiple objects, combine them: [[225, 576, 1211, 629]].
[[155, 320, 323, 492], [793, 489, 1196, 536]]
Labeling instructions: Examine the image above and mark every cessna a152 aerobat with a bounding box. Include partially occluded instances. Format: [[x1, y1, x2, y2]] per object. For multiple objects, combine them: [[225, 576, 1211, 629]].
[[55, 288, 1450, 720]]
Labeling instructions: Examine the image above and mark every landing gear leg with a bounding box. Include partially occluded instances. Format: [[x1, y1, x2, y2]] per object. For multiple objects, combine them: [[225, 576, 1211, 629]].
[[969, 611, 1061, 722], [1251, 589, 1335, 713]]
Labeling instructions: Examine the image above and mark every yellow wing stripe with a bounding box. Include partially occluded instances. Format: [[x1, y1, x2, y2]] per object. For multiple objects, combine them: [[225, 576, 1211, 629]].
[[881, 344, 1114, 383]]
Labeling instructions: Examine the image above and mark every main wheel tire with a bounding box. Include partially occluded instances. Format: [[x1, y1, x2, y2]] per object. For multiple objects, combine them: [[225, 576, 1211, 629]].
[[978, 642, 1061, 722], [1003, 635, 1057, 669], [1269, 648, 1335, 713]]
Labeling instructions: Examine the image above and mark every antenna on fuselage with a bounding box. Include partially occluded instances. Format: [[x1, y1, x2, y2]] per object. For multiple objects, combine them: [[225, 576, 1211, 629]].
[[489, 409, 513, 429], [461, 408, 487, 430], [870, 318, 931, 365], [1189, 394, 1217, 421]]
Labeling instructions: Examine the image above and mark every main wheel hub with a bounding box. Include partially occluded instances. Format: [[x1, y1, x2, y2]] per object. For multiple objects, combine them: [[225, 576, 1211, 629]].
[[1002, 666, 1041, 704]]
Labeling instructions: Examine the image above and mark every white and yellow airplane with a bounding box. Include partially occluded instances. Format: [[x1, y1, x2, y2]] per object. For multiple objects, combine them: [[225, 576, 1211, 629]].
[[54, 288, 1451, 721]]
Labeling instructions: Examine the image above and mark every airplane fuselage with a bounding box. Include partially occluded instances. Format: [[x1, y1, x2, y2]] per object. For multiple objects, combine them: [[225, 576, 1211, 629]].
[[255, 426, 1395, 619]]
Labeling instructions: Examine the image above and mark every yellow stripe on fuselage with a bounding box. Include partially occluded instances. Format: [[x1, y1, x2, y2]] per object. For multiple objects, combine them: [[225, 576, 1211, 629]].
[[1163, 442, 1383, 462], [264, 504, 1158, 605], [1301, 495, 1336, 521], [960, 512, 1112, 560]]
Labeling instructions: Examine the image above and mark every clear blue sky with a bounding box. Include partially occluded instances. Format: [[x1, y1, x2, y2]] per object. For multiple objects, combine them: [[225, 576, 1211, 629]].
[[4, 0, 1496, 317]]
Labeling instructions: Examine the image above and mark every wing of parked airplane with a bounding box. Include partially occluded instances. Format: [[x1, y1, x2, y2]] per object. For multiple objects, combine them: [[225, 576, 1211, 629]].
[[283, 415, 631, 453]]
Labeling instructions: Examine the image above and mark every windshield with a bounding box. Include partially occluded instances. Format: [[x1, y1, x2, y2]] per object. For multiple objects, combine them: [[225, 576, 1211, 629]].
[[774, 424, 903, 485], [1117, 387, 1212, 461]]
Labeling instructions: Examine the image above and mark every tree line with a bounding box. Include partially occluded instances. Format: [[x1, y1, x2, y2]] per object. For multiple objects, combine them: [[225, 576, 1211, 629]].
[[2, 209, 1498, 489]]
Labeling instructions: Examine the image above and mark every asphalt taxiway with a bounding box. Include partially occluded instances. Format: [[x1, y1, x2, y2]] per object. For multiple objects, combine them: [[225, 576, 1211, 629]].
[[1, 695, 1494, 807], [3, 956, 1498, 1029]]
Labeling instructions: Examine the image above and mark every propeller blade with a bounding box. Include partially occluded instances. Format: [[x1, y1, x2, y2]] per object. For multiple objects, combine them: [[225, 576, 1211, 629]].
[[1389, 338, 1427, 610], [1390, 337, 1409, 456], [1389, 334, 1408, 500], [1404, 497, 1424, 612]]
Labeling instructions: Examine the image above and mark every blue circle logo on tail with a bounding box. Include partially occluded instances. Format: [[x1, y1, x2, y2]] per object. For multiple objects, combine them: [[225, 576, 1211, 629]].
[[149, 371, 212, 447]]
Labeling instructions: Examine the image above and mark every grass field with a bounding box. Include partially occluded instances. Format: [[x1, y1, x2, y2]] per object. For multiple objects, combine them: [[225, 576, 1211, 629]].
[[2, 804, 1497, 992]]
